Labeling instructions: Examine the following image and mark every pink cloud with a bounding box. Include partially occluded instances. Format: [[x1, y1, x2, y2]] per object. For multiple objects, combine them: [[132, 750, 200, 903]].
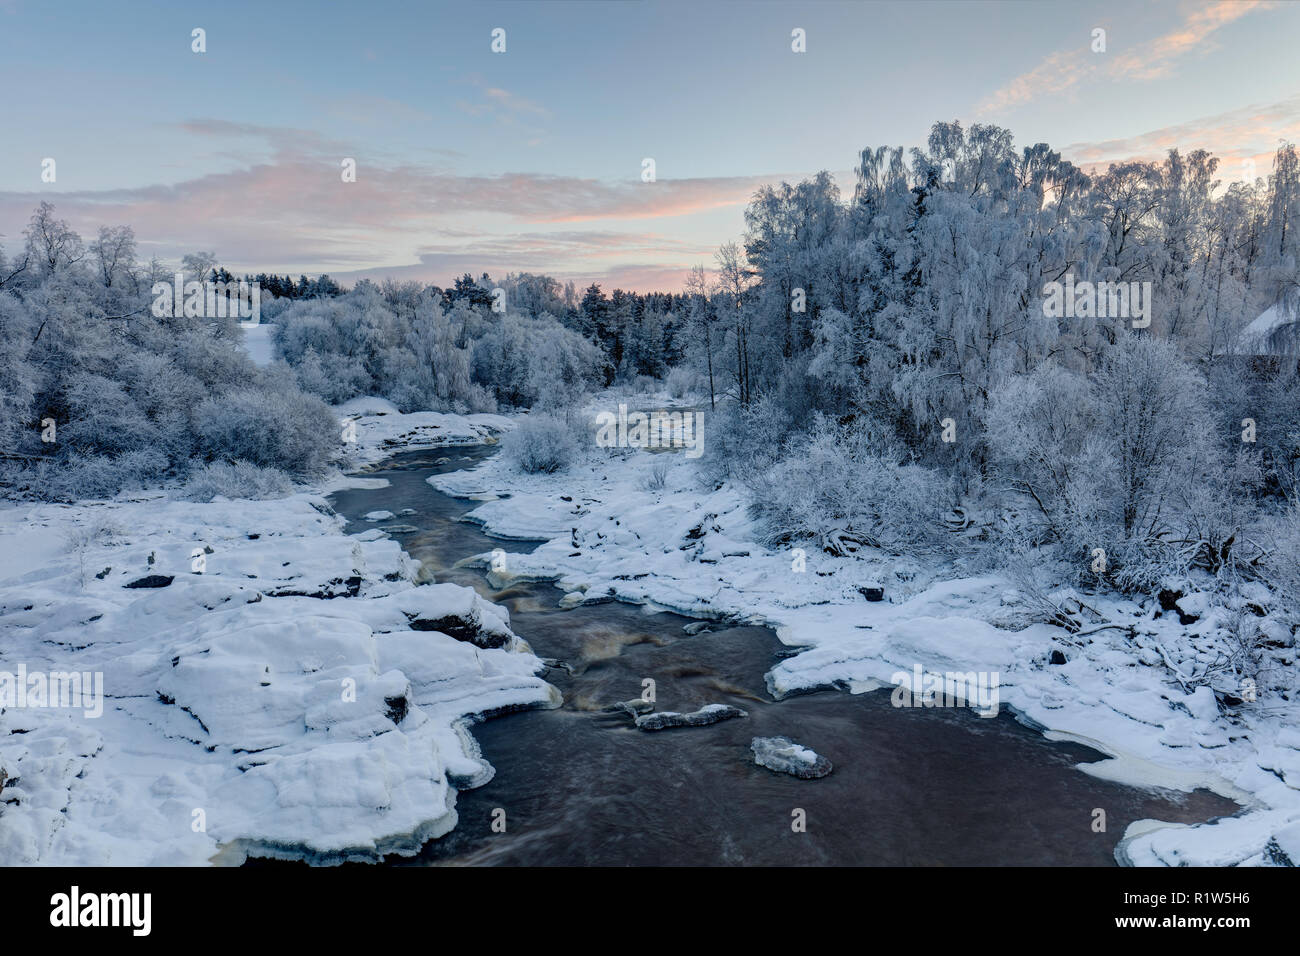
[[0, 118, 794, 291], [980, 0, 1274, 115], [1061, 94, 1300, 179]]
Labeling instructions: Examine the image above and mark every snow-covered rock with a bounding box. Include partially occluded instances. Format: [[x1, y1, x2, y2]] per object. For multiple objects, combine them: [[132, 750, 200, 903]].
[[337, 404, 513, 468], [602, 698, 654, 718], [634, 704, 746, 731], [751, 736, 833, 779]]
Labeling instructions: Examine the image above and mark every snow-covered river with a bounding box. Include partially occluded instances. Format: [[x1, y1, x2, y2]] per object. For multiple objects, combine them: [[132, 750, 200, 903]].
[[320, 446, 1239, 866]]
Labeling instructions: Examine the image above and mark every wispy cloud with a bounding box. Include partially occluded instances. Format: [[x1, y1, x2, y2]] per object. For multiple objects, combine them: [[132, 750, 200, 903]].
[[979, 0, 1273, 115], [480, 86, 550, 118], [331, 229, 716, 291], [455, 75, 552, 144], [0, 120, 789, 288], [1060, 94, 1300, 182]]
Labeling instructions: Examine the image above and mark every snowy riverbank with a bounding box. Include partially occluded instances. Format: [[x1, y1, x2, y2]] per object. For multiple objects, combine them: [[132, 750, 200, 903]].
[[5, 397, 1297, 866], [0, 407, 560, 865], [430, 402, 1300, 867]]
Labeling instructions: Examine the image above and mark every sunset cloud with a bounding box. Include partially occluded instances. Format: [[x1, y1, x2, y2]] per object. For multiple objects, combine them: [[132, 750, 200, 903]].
[[0, 120, 786, 290], [1061, 94, 1300, 180], [979, 0, 1273, 115]]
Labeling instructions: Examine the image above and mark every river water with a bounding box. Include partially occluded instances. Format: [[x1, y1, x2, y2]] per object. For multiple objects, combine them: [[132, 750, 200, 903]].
[[323, 446, 1239, 866]]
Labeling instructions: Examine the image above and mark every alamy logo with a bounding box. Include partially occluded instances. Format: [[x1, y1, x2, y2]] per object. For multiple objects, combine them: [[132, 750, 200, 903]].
[[151, 273, 261, 326], [50, 886, 151, 936], [890, 664, 1000, 718], [0, 664, 103, 718], [1042, 274, 1152, 328], [594, 404, 704, 459]]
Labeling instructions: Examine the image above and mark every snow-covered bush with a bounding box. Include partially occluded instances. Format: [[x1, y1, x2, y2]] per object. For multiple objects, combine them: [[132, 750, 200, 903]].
[[988, 337, 1234, 589], [1095, 336, 1215, 538], [293, 346, 371, 405], [0, 203, 353, 503], [986, 363, 1098, 539], [642, 456, 671, 491], [698, 394, 801, 487], [665, 366, 700, 399], [195, 383, 337, 477], [0, 292, 38, 457], [747, 416, 950, 554], [1256, 501, 1300, 625], [33, 449, 169, 501], [500, 413, 581, 474], [474, 312, 602, 410], [180, 461, 294, 502]]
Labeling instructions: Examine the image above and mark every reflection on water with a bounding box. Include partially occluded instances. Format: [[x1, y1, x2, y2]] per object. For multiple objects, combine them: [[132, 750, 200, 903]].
[[324, 448, 1240, 867]]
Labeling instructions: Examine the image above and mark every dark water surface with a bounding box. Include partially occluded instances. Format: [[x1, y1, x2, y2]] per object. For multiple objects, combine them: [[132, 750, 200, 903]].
[[324, 447, 1239, 866]]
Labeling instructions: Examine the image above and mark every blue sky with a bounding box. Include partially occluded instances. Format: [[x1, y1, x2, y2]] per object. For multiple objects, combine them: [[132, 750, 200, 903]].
[[1, 0, 1298, 290]]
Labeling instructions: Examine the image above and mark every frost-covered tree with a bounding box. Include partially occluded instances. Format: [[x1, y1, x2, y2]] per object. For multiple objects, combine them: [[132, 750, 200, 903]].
[[90, 225, 137, 290], [24, 202, 84, 276]]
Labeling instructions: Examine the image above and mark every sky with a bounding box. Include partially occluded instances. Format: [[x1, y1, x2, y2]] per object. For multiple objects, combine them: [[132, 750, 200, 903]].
[[1, 0, 1298, 292]]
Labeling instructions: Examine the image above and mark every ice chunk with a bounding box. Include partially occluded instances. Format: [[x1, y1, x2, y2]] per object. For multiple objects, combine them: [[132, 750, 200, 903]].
[[634, 703, 746, 731], [751, 736, 833, 779]]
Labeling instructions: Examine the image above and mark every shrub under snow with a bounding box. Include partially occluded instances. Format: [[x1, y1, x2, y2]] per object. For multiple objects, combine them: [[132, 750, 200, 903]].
[[500, 413, 580, 474], [180, 461, 294, 502], [747, 416, 950, 555], [195, 383, 338, 478]]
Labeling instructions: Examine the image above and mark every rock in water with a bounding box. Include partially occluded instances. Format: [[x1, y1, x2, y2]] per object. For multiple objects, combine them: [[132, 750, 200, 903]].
[[751, 736, 833, 779], [635, 703, 746, 731], [603, 697, 654, 717]]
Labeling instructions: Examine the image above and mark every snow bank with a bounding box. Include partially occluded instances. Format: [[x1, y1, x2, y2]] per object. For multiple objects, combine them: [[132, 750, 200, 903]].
[[0, 417, 553, 866], [334, 400, 513, 468]]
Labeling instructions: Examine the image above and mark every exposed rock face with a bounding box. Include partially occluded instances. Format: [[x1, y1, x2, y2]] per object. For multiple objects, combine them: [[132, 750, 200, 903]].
[[124, 575, 174, 589], [634, 704, 746, 731], [1157, 588, 1200, 625], [750, 736, 833, 779], [266, 575, 363, 599], [408, 613, 508, 648]]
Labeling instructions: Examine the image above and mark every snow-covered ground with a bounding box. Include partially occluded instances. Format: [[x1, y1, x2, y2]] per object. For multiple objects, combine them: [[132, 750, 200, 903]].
[[0, 407, 558, 865], [431, 401, 1300, 867], [239, 322, 278, 368], [5, 397, 1297, 866]]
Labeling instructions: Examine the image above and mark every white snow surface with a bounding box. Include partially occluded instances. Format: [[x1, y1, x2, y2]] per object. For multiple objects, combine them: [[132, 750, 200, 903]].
[[0, 412, 553, 866], [1226, 302, 1299, 356], [430, 409, 1300, 867], [335, 398, 513, 468], [238, 323, 278, 367]]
